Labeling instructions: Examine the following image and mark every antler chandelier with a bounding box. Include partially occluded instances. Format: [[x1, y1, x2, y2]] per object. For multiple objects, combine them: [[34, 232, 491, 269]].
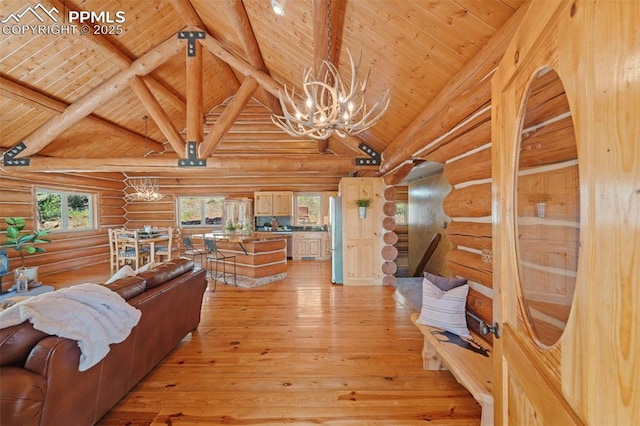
[[124, 177, 165, 202], [271, 49, 390, 140]]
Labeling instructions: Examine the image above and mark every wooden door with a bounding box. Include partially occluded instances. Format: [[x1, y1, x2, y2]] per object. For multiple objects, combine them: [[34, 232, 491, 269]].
[[339, 177, 384, 285], [492, 1, 639, 424]]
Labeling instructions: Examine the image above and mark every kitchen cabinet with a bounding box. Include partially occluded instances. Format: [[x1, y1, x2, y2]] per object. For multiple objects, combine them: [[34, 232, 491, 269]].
[[292, 232, 330, 260], [322, 233, 332, 259], [222, 198, 253, 228], [254, 191, 293, 216]]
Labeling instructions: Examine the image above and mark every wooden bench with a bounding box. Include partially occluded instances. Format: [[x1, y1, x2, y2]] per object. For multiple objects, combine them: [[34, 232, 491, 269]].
[[410, 312, 493, 426]]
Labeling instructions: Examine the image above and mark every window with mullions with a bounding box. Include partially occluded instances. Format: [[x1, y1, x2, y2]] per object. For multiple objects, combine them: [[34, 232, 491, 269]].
[[36, 189, 94, 232], [178, 196, 224, 227], [395, 201, 407, 225], [295, 193, 322, 226]]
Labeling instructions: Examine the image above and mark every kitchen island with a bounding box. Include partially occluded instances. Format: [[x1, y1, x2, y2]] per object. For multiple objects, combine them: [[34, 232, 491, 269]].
[[192, 232, 288, 288]]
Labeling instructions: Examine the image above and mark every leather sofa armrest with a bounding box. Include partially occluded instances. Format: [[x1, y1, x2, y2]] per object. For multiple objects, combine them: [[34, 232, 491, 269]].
[[24, 336, 81, 377], [0, 323, 48, 367], [0, 367, 46, 425], [22, 336, 102, 426]]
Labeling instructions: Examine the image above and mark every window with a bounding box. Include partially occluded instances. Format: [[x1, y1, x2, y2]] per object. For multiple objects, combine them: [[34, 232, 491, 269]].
[[395, 201, 407, 225], [178, 196, 224, 226], [295, 193, 322, 226], [36, 189, 94, 232]]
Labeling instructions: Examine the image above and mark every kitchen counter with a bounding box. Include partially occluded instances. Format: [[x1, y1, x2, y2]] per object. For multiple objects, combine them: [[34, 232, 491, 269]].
[[191, 233, 287, 288]]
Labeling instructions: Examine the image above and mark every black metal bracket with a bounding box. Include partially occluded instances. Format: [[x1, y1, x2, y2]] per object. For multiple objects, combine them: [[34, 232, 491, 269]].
[[355, 142, 380, 166], [178, 31, 205, 57], [355, 157, 380, 166], [3, 142, 30, 166], [178, 141, 207, 167]]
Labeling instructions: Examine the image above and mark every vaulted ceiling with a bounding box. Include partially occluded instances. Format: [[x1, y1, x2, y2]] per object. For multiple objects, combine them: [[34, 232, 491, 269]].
[[0, 0, 526, 185]]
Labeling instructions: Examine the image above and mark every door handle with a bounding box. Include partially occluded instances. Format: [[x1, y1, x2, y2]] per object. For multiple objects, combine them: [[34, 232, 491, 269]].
[[479, 321, 500, 339]]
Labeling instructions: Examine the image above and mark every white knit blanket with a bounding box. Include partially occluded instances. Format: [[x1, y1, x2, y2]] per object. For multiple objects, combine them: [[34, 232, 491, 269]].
[[0, 283, 141, 371]]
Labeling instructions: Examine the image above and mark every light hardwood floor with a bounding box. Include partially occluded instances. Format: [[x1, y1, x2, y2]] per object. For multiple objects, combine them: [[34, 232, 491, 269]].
[[48, 260, 482, 425]]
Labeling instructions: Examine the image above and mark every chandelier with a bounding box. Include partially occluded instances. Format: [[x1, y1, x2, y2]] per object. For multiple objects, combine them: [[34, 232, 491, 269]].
[[124, 116, 164, 202], [272, 50, 390, 140], [124, 177, 165, 202]]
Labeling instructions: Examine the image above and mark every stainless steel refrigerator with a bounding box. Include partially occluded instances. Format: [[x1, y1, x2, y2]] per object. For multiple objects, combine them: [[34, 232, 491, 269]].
[[329, 196, 343, 284]]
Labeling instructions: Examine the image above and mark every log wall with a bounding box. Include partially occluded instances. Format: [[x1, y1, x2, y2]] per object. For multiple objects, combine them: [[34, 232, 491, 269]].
[[0, 170, 125, 287]]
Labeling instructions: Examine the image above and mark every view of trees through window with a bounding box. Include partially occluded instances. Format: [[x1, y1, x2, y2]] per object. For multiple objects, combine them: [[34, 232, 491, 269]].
[[295, 194, 321, 226], [396, 202, 407, 225], [179, 196, 224, 226], [36, 189, 93, 231]]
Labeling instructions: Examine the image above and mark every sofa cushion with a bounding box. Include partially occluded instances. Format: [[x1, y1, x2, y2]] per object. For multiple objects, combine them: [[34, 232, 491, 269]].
[[138, 258, 194, 290], [0, 323, 48, 366], [107, 276, 147, 301]]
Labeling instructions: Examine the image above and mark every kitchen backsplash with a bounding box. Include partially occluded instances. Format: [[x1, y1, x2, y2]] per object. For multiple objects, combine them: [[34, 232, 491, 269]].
[[255, 216, 291, 229]]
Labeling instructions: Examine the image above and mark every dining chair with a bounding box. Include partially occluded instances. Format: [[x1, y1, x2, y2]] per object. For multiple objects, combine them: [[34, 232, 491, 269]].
[[115, 229, 150, 270], [108, 228, 123, 273], [182, 236, 204, 267], [204, 239, 237, 288], [154, 226, 174, 263]]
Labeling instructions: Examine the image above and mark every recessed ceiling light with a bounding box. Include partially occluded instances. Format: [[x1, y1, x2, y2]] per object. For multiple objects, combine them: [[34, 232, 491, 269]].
[[271, 0, 285, 16]]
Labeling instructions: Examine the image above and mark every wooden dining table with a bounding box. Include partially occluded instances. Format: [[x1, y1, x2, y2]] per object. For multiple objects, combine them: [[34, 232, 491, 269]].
[[137, 233, 170, 263]]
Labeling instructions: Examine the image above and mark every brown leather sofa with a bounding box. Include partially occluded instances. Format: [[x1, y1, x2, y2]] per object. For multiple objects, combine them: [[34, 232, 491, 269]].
[[0, 258, 207, 426]]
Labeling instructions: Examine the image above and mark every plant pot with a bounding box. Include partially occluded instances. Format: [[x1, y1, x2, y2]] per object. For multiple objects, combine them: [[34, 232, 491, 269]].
[[14, 266, 38, 283], [358, 206, 367, 219]]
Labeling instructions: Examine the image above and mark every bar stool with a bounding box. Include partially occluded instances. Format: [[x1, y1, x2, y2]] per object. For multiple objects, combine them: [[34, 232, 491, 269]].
[[182, 236, 205, 267], [204, 239, 236, 288]]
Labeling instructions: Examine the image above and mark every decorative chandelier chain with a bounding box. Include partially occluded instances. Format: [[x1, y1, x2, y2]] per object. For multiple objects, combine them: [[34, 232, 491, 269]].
[[124, 115, 165, 202], [326, 0, 332, 63]]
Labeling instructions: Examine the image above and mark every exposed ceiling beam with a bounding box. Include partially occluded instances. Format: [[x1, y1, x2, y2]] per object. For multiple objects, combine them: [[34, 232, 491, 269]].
[[185, 33, 203, 145], [313, 0, 344, 71], [168, 0, 240, 87], [379, 3, 529, 175], [0, 76, 163, 152], [225, 0, 283, 116], [10, 155, 376, 174], [199, 77, 258, 158], [129, 75, 186, 158], [44, 0, 186, 115], [312, 0, 345, 153], [11, 32, 184, 159]]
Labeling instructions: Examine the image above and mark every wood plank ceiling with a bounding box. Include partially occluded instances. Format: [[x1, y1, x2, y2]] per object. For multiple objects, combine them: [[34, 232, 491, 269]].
[[0, 0, 526, 184]]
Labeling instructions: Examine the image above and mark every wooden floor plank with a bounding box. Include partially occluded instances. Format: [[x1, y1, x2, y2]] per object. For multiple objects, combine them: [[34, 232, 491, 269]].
[[45, 260, 482, 425]]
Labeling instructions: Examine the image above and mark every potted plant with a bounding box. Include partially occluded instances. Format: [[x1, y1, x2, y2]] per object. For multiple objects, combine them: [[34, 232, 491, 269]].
[[356, 199, 371, 218], [3, 217, 50, 283]]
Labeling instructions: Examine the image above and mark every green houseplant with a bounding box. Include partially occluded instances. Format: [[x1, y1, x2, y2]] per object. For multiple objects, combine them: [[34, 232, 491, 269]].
[[356, 199, 371, 218], [356, 199, 371, 208], [3, 217, 50, 281]]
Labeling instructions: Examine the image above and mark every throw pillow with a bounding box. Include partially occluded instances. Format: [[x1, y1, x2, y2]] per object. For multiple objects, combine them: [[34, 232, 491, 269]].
[[417, 277, 471, 339], [135, 261, 156, 274], [105, 265, 136, 285], [424, 272, 467, 292]]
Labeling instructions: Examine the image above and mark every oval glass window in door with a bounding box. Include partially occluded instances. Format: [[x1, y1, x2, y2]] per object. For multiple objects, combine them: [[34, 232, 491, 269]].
[[514, 67, 580, 347]]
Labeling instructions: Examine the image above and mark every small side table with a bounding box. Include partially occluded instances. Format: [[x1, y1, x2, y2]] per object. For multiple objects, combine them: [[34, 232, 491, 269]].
[[0, 285, 55, 301]]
